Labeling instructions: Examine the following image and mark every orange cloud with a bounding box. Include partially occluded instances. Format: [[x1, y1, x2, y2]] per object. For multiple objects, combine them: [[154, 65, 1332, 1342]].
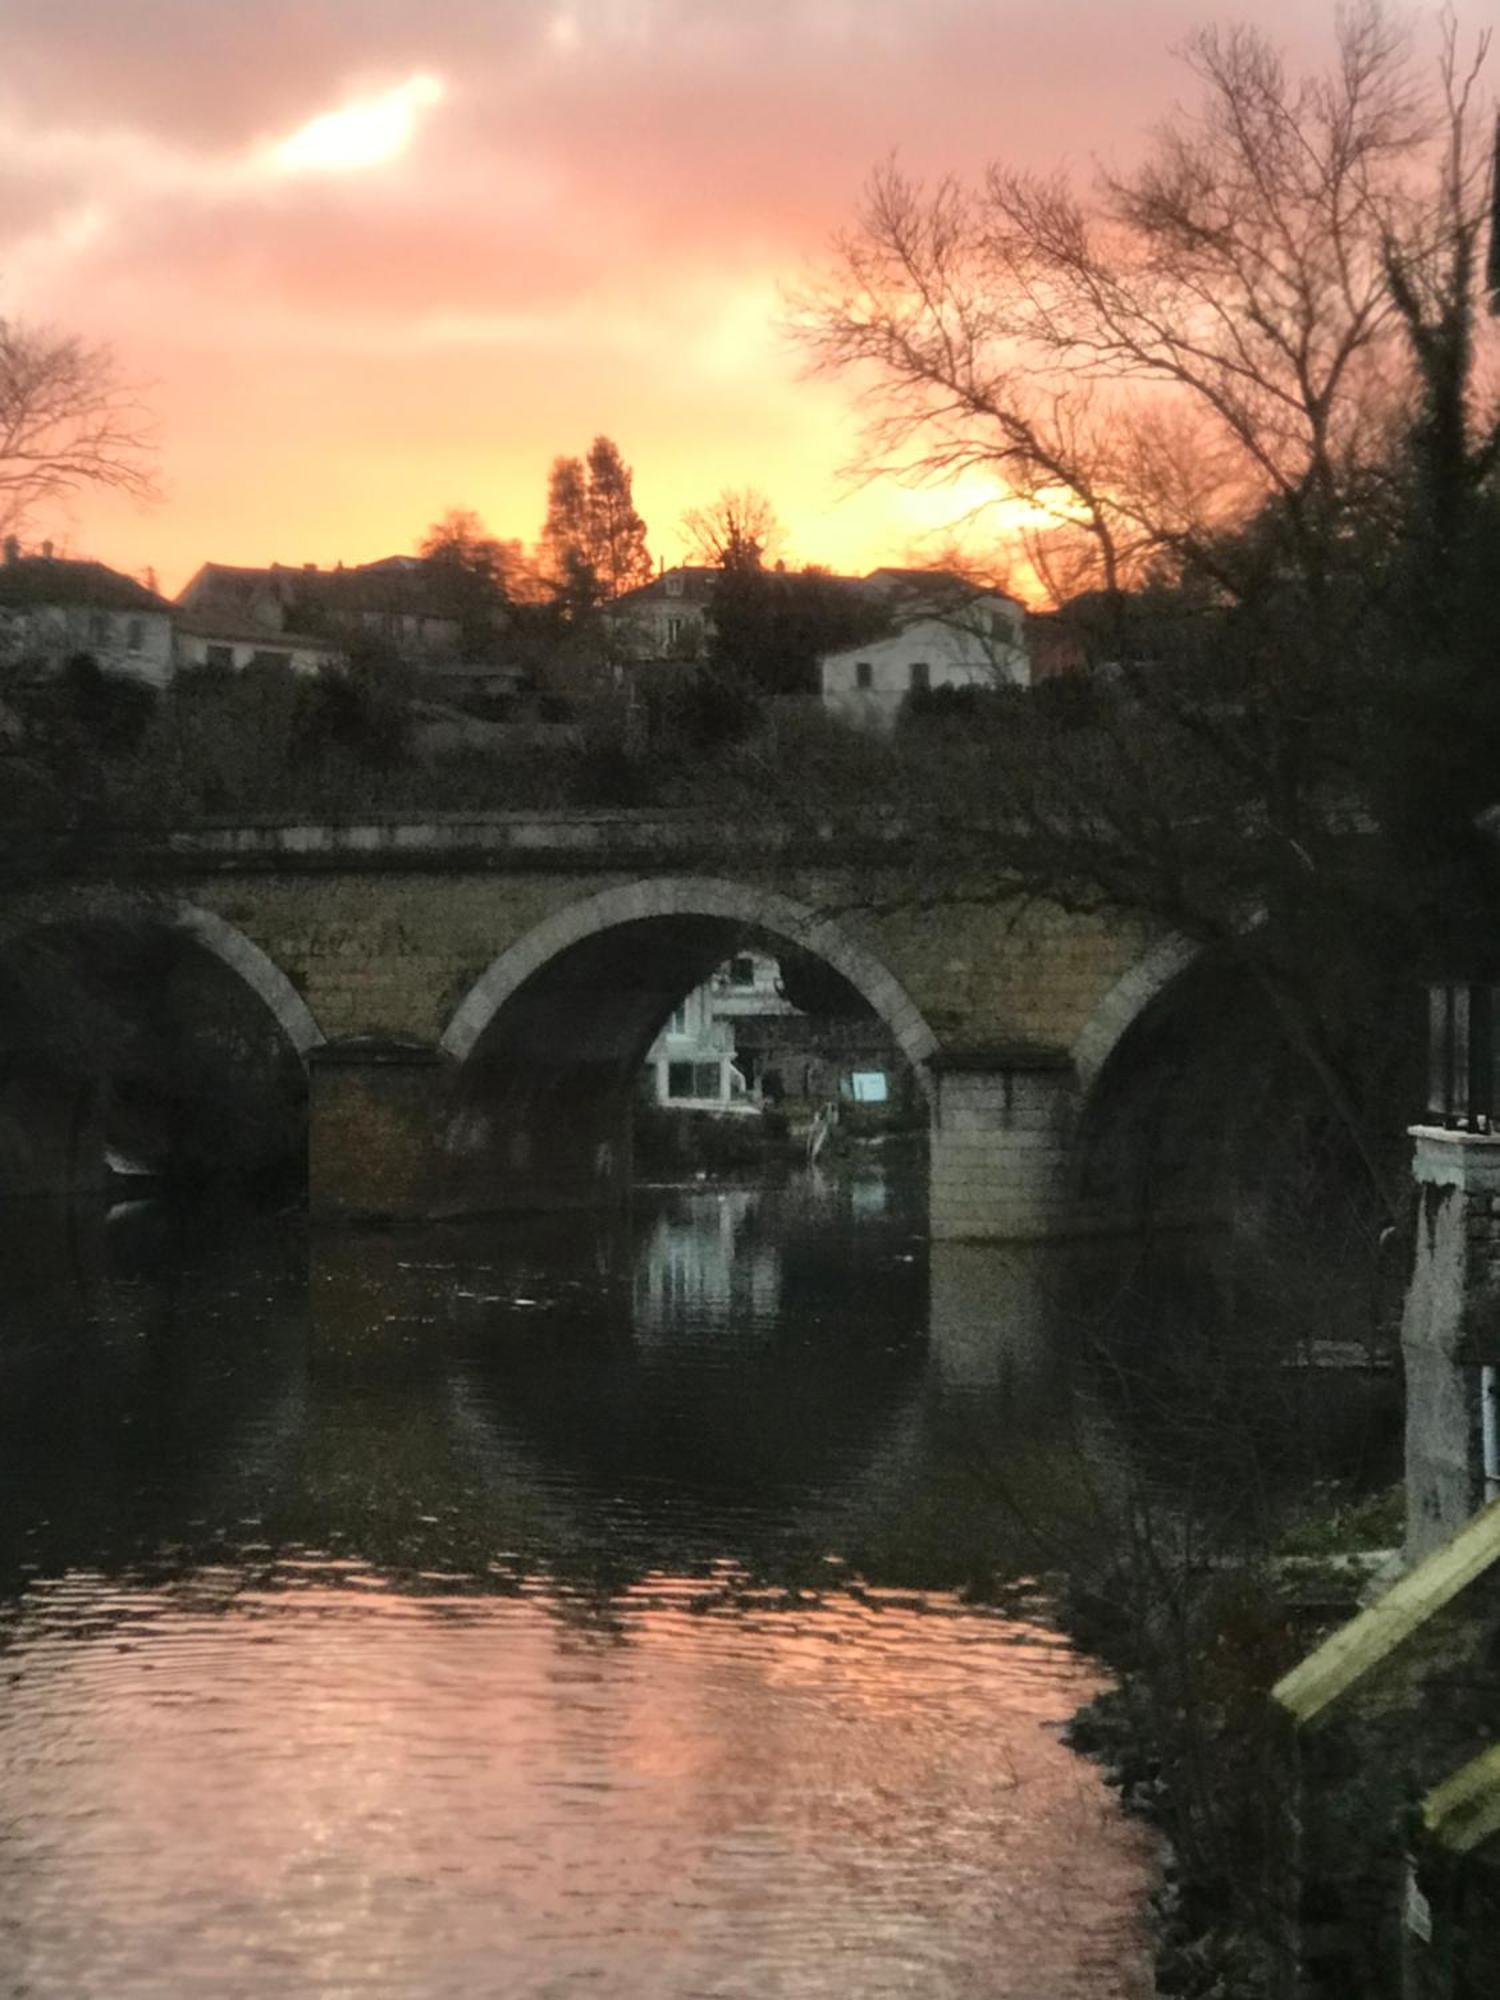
[[2, 0, 1481, 591]]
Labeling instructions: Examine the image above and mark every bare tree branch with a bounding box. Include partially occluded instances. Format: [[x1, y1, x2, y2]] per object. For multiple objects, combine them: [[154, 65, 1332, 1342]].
[[0, 318, 158, 537]]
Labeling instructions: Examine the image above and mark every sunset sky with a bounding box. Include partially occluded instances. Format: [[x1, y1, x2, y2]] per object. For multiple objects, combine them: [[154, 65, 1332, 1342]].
[[0, 1, 1481, 595]]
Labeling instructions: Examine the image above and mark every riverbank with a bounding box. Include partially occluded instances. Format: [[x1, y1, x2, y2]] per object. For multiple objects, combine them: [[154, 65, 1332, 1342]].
[[633, 1100, 925, 1176], [1057, 1483, 1404, 1997]]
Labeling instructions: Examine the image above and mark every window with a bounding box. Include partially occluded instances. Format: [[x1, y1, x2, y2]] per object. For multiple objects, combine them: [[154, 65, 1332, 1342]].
[[88, 611, 110, 645], [849, 1071, 889, 1104], [665, 572, 684, 597], [205, 644, 234, 670], [667, 1061, 721, 1100], [854, 660, 873, 690], [909, 661, 930, 691], [730, 955, 755, 987], [125, 617, 144, 652], [249, 649, 291, 670]]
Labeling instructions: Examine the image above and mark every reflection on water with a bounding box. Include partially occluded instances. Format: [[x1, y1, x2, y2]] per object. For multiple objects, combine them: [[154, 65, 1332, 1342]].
[[635, 1186, 781, 1324], [0, 1170, 1394, 1997], [1, 1571, 1142, 2000]]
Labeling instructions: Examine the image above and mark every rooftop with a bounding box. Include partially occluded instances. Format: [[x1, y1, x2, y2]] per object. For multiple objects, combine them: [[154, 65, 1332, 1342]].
[[0, 549, 170, 613]]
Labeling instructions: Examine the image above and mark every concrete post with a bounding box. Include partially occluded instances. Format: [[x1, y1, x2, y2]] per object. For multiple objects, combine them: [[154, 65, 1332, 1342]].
[[1402, 1127, 1500, 1560], [927, 1048, 1079, 1241]]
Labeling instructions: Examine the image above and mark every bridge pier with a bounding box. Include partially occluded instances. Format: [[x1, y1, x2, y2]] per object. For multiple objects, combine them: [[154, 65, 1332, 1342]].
[[308, 1041, 633, 1224], [927, 1049, 1080, 1241], [308, 1041, 451, 1223]]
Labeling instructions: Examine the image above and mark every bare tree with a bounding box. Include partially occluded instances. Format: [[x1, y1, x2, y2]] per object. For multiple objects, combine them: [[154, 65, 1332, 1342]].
[[681, 487, 786, 570], [0, 318, 157, 538], [782, 6, 1500, 1222], [792, 4, 1492, 611]]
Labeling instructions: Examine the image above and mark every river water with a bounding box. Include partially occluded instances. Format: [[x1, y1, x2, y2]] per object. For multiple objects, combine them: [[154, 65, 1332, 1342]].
[[0, 1168, 1394, 1998]]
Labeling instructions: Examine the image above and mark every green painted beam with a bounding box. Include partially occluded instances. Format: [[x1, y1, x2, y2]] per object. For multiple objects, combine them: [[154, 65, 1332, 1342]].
[[1272, 1497, 1500, 1729], [1423, 1743, 1500, 1855]]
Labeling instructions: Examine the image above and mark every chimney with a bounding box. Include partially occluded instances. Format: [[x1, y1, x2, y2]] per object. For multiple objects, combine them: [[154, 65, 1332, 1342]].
[[41, 539, 53, 560], [303, 561, 318, 572], [3, 536, 18, 565]]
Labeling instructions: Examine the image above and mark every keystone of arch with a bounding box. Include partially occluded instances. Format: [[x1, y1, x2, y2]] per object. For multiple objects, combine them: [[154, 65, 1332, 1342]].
[[438, 875, 941, 1084]]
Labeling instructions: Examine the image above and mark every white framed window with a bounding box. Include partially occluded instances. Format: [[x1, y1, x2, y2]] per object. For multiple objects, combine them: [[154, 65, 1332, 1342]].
[[667, 1061, 721, 1100]]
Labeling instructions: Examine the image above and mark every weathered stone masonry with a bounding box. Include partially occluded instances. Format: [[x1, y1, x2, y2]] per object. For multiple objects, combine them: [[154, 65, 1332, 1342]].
[[1, 814, 1175, 1237], [1404, 1128, 1500, 1559]]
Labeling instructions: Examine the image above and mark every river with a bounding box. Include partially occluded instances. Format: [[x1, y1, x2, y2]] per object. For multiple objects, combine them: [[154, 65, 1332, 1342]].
[[0, 1166, 1395, 1997]]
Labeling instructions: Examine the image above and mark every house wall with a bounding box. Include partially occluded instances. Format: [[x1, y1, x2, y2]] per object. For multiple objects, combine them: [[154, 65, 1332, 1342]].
[[821, 611, 1029, 731], [611, 602, 711, 662], [176, 631, 340, 676], [10, 604, 175, 687], [356, 609, 461, 655], [645, 978, 741, 1109]]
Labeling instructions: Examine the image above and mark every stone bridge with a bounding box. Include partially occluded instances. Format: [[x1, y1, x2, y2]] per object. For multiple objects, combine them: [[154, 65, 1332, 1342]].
[[0, 811, 1201, 1239]]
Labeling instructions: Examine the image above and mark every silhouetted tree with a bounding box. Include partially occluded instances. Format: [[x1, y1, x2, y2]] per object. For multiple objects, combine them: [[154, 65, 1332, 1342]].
[[585, 435, 653, 598], [419, 507, 518, 656], [0, 317, 157, 537], [539, 438, 652, 612], [709, 564, 891, 698], [791, 4, 1500, 1217], [538, 454, 597, 614], [681, 487, 785, 569]]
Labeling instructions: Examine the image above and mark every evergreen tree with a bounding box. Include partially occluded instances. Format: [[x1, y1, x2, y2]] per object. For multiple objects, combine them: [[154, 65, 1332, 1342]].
[[584, 435, 653, 598], [537, 439, 652, 613], [539, 455, 597, 614]]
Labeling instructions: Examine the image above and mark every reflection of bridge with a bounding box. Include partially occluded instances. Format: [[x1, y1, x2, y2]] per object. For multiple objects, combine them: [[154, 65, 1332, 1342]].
[[1, 812, 1201, 1240]]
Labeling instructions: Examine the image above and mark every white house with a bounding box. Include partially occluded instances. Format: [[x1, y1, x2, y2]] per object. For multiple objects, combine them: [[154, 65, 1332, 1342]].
[[174, 619, 341, 677], [0, 542, 175, 686], [643, 951, 797, 1112], [820, 586, 1030, 730]]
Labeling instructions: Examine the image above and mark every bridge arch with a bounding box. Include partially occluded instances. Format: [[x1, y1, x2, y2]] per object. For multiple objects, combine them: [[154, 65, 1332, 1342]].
[[0, 894, 320, 1194], [440, 875, 940, 1080], [1070, 933, 1201, 1093], [171, 903, 326, 1056], [410, 876, 944, 1216], [1067, 927, 1390, 1243]]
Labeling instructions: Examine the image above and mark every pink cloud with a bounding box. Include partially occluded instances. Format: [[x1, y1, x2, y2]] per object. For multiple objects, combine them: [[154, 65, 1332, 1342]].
[[3, 0, 1486, 590]]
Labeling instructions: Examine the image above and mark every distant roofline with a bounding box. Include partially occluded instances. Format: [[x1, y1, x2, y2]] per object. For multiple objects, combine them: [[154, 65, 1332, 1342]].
[[0, 553, 172, 611]]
